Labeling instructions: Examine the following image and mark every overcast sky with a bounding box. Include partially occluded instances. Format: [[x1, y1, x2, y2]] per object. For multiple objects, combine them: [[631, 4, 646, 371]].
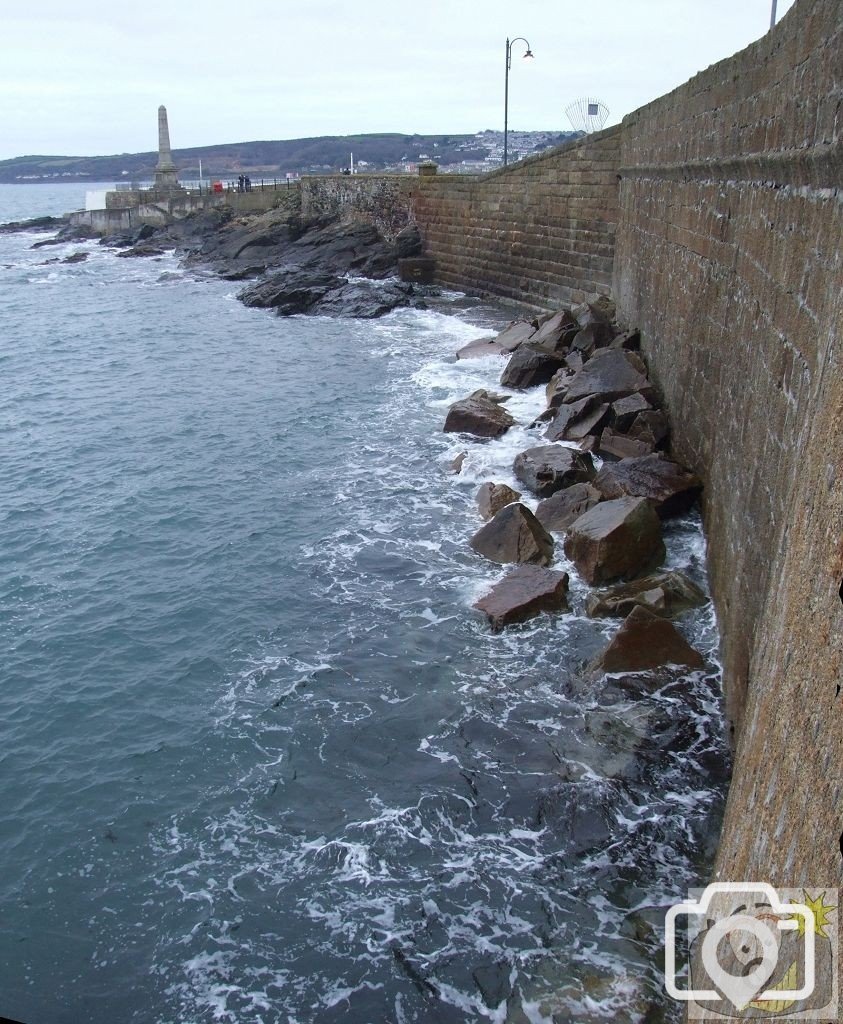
[[0, 0, 797, 159]]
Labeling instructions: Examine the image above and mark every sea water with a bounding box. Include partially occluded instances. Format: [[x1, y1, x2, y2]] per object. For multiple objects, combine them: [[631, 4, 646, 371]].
[[0, 184, 729, 1023]]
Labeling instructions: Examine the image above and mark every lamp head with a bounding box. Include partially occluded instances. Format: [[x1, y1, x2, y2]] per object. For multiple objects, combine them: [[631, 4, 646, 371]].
[[523, 49, 534, 59]]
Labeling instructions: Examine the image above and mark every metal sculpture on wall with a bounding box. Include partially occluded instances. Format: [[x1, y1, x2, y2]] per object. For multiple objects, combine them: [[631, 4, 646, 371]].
[[565, 98, 610, 134]]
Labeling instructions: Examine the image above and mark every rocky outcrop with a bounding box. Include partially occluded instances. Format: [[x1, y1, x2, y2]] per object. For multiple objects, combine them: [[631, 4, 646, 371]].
[[238, 267, 414, 318], [474, 565, 570, 631], [444, 391, 515, 437], [477, 482, 522, 520], [469, 503, 554, 566], [590, 606, 705, 673], [563, 496, 665, 584], [513, 445, 595, 498], [593, 453, 702, 518]]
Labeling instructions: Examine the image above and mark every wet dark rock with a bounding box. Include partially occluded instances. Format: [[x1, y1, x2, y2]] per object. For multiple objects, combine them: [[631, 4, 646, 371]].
[[115, 244, 168, 258], [469, 503, 554, 566], [62, 251, 88, 264], [564, 496, 665, 584], [444, 390, 515, 437], [500, 343, 567, 390], [456, 336, 507, 360], [546, 400, 610, 443], [219, 264, 266, 281], [513, 445, 596, 498], [477, 482, 522, 520], [569, 322, 612, 358], [546, 367, 575, 408], [100, 223, 157, 248], [563, 349, 653, 405], [535, 482, 601, 533], [239, 269, 339, 311], [474, 564, 569, 631], [314, 279, 411, 318], [0, 215, 65, 234], [586, 570, 708, 619], [592, 453, 703, 518], [590, 605, 705, 673]]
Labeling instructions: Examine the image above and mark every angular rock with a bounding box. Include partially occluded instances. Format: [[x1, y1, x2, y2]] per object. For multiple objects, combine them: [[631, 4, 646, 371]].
[[569, 324, 609, 359], [444, 390, 515, 437], [544, 397, 594, 441], [531, 310, 579, 352], [608, 328, 641, 351], [62, 251, 88, 264], [597, 429, 655, 461], [563, 496, 665, 584], [573, 296, 616, 327], [546, 368, 574, 407], [592, 453, 702, 518], [456, 336, 507, 359], [586, 570, 708, 619], [115, 244, 167, 258], [590, 605, 705, 673], [564, 350, 584, 373], [627, 410, 669, 448], [474, 564, 570, 631], [469, 503, 554, 566], [492, 319, 536, 352], [314, 280, 411, 318], [564, 403, 610, 443], [513, 445, 596, 498], [500, 343, 566, 390], [611, 393, 653, 430], [563, 350, 653, 405], [535, 482, 601, 533], [477, 482, 522, 521]]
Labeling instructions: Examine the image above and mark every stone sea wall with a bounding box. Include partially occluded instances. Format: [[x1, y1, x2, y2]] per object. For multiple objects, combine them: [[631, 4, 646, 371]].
[[613, 0, 842, 886], [410, 130, 620, 309]]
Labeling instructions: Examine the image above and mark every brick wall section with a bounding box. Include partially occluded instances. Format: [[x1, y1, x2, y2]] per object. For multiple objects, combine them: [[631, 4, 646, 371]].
[[613, 0, 843, 886], [410, 129, 620, 309]]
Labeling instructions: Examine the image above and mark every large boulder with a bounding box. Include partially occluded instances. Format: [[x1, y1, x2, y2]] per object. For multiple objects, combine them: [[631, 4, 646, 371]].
[[563, 496, 665, 584], [626, 410, 669, 448], [586, 570, 708, 619], [535, 482, 601, 533], [477, 482, 522, 520], [393, 223, 423, 259], [500, 344, 567, 390], [492, 319, 536, 352], [592, 453, 703, 517], [563, 350, 653, 405], [590, 605, 705, 673], [444, 390, 515, 437], [546, 399, 610, 443], [469, 503, 554, 566], [311, 280, 411, 318], [456, 336, 507, 359], [474, 565, 570, 631], [513, 445, 596, 498], [530, 309, 579, 352]]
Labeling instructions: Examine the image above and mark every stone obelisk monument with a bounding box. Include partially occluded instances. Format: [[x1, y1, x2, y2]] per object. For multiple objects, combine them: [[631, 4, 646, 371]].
[[154, 105, 180, 190]]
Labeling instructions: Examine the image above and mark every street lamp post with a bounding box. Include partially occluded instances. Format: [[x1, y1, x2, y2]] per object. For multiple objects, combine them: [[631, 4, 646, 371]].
[[504, 36, 534, 168]]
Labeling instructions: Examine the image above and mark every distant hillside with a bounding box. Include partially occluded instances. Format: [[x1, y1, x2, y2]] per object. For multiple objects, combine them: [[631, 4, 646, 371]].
[[0, 131, 580, 184]]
